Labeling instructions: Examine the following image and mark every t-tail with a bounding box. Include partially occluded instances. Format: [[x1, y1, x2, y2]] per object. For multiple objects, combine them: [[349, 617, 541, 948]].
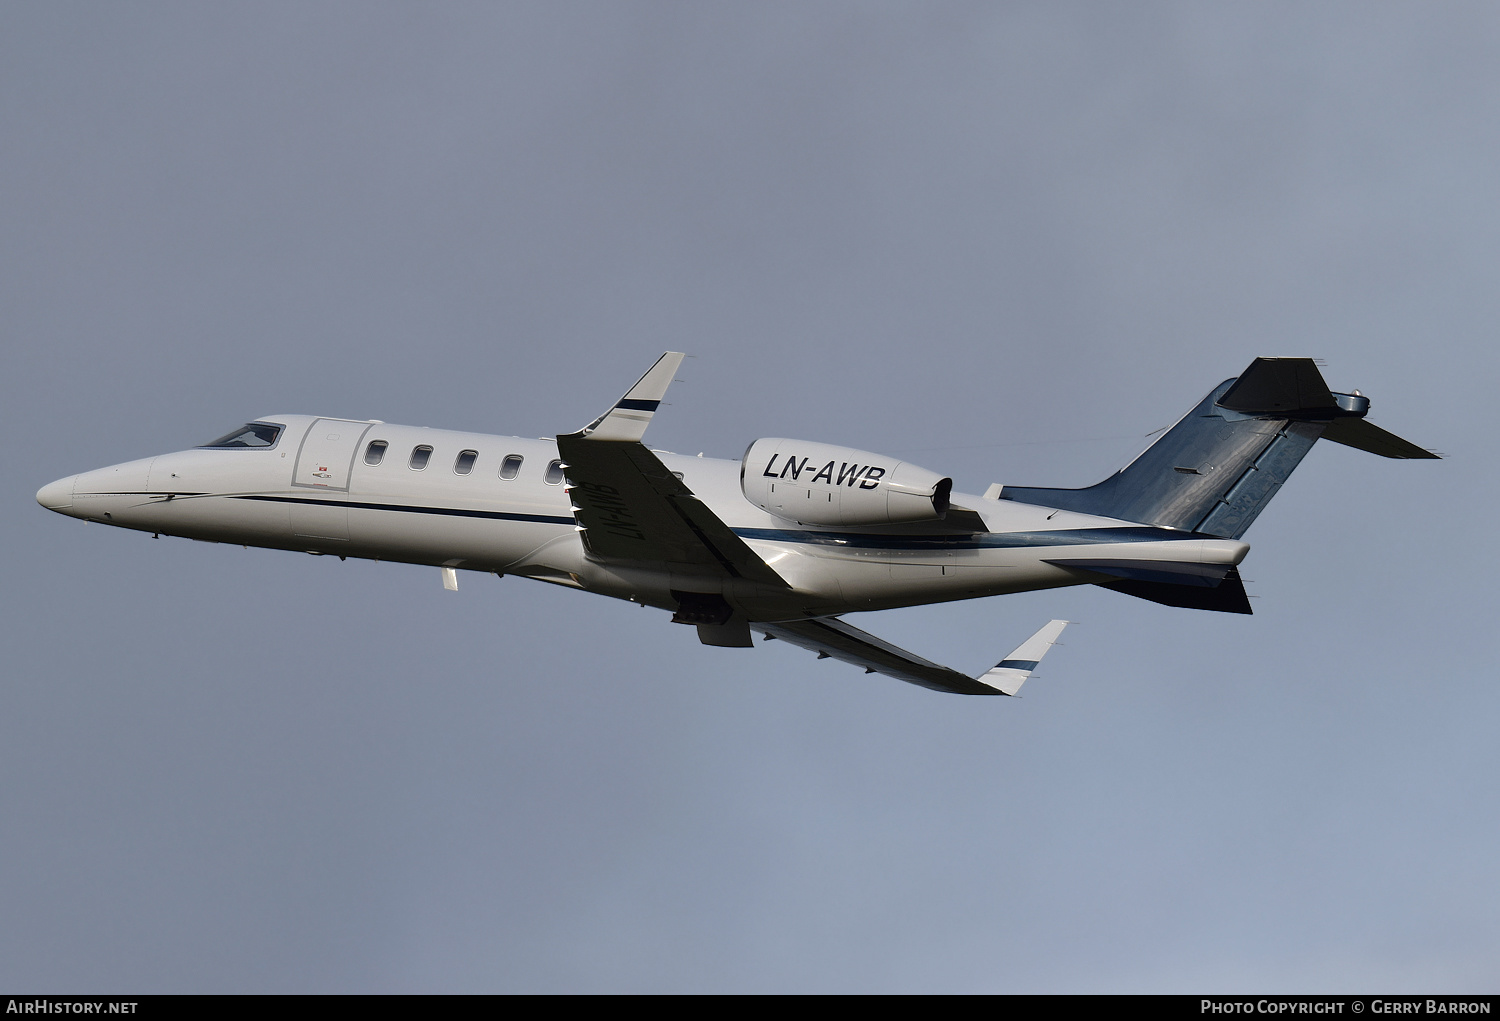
[[999, 357, 1438, 610]]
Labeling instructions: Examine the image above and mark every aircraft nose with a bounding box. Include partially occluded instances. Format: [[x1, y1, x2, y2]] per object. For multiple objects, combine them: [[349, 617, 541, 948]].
[[36, 475, 76, 511]]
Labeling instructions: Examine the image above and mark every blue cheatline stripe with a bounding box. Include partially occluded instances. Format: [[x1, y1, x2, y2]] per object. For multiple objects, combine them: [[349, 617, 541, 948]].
[[228, 496, 1200, 551], [233, 495, 574, 526], [994, 659, 1040, 671], [615, 398, 661, 412], [730, 525, 1201, 551]]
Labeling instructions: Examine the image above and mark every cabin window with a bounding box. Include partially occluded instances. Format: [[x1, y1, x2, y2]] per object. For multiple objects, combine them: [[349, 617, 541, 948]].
[[544, 459, 566, 485], [364, 440, 388, 466], [409, 445, 433, 470], [200, 423, 281, 448], [454, 449, 478, 475], [498, 454, 523, 480]]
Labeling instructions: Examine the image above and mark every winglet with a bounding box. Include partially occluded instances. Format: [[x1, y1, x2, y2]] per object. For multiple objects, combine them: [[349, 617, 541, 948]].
[[578, 352, 687, 442], [978, 620, 1069, 696]]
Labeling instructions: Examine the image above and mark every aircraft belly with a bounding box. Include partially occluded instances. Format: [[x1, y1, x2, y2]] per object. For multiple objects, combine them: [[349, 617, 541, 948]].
[[849, 556, 1075, 604], [190, 495, 293, 541], [290, 500, 348, 541], [347, 506, 564, 567], [740, 539, 847, 603], [775, 537, 1240, 613]]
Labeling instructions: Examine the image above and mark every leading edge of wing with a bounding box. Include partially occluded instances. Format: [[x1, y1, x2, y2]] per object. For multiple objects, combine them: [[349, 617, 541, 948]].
[[760, 617, 1069, 696]]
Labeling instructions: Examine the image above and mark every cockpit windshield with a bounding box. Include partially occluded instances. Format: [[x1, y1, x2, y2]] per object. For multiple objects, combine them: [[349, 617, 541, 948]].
[[200, 423, 282, 448]]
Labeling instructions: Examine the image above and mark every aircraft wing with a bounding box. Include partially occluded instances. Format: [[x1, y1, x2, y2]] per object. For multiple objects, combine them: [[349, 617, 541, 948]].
[[556, 353, 788, 588], [760, 617, 1069, 696]]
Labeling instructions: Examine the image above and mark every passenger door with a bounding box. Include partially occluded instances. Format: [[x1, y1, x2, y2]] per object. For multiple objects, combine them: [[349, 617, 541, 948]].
[[289, 419, 371, 543], [292, 419, 372, 492]]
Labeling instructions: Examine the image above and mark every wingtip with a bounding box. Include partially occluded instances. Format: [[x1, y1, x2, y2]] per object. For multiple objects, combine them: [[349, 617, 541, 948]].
[[978, 619, 1070, 696], [577, 352, 689, 441]]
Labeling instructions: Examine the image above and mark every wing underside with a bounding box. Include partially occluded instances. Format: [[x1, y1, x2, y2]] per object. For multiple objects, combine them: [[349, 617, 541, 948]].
[[558, 436, 786, 586], [556, 352, 787, 589], [760, 616, 1068, 696]]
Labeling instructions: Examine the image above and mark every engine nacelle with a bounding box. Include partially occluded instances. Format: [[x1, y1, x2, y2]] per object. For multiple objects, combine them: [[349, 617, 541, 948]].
[[741, 438, 952, 526]]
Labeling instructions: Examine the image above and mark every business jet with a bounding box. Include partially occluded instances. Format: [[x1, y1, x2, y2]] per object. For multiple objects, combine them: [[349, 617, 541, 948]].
[[36, 355, 1436, 696]]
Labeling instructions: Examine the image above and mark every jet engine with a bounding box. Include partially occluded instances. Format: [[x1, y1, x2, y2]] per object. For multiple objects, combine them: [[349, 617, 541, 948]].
[[741, 438, 951, 526]]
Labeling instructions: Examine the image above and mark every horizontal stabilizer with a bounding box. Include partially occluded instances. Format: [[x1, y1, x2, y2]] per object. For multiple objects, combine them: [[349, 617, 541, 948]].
[[1319, 417, 1439, 459], [759, 617, 1068, 696], [1217, 357, 1339, 413], [1045, 557, 1249, 612], [1101, 565, 1251, 614]]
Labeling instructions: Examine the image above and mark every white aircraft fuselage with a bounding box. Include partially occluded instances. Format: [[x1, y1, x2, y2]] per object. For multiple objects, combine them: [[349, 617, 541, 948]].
[[36, 355, 1435, 696], [36, 414, 1243, 619]]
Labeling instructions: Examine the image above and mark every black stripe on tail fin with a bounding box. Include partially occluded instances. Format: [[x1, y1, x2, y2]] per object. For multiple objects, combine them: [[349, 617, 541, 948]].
[[999, 358, 1437, 540]]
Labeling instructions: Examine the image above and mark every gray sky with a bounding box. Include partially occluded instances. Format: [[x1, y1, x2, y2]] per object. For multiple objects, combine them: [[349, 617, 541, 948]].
[[3, 1, 1495, 993]]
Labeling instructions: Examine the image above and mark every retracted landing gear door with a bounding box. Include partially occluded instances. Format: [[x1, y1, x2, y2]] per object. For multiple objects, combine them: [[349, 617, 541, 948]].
[[292, 419, 372, 492]]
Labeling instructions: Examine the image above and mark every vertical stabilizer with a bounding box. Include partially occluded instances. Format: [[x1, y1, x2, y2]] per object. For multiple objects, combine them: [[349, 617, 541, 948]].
[[999, 358, 1436, 539]]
